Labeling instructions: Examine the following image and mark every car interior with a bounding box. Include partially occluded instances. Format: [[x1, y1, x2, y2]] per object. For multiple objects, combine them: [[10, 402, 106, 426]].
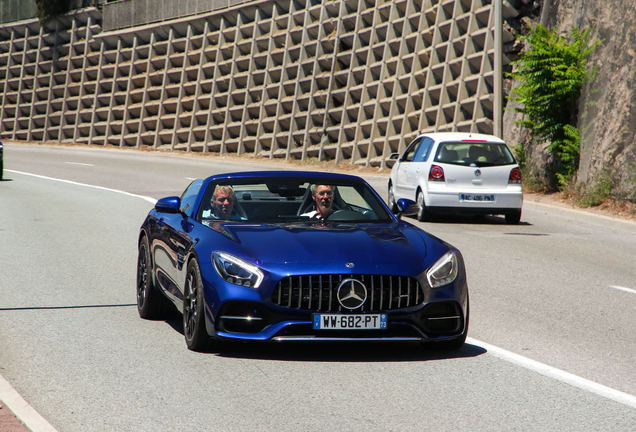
[[198, 180, 387, 223]]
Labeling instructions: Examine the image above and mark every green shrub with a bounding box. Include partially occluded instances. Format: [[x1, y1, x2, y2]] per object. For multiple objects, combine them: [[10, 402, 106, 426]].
[[508, 25, 599, 187], [574, 169, 613, 208], [555, 124, 580, 188], [521, 167, 550, 193], [625, 165, 636, 204], [558, 173, 579, 199], [510, 144, 526, 168], [36, 0, 70, 23]]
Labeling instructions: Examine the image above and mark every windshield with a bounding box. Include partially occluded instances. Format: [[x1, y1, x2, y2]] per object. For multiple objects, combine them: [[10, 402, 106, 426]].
[[434, 142, 516, 167], [196, 177, 393, 225]]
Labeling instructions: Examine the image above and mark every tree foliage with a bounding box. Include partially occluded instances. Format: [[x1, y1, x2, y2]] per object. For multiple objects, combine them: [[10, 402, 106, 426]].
[[555, 124, 580, 187], [36, 0, 71, 24], [508, 25, 599, 184]]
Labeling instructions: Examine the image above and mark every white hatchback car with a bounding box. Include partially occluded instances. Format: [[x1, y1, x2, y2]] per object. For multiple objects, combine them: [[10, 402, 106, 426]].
[[388, 132, 523, 224]]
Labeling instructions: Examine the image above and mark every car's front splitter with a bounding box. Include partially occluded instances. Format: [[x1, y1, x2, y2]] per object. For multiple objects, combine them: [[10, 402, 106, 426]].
[[205, 300, 467, 343]]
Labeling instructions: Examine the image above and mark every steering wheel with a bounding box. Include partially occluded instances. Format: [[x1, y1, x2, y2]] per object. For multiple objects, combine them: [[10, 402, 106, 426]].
[[326, 209, 371, 221]]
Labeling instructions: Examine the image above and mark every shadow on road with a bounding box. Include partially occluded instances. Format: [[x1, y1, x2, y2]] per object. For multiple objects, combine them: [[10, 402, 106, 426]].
[[215, 340, 486, 362], [164, 317, 485, 362], [408, 214, 533, 226], [218, 342, 486, 362]]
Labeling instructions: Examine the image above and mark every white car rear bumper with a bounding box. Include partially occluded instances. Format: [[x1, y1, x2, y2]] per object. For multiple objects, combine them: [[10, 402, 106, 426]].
[[426, 186, 523, 212]]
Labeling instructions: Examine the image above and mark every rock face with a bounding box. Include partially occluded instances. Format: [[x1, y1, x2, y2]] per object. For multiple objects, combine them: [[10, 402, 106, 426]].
[[503, 0, 636, 198]]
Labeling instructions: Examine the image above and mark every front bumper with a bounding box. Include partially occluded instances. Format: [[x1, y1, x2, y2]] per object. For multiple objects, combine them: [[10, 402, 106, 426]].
[[200, 261, 469, 343]]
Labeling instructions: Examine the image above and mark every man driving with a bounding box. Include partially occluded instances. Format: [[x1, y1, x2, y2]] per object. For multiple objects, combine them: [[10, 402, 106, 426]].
[[301, 184, 336, 219], [203, 185, 246, 220]]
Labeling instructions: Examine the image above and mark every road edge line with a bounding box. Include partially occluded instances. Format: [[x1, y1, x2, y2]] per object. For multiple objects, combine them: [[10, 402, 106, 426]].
[[467, 337, 636, 409], [610, 285, 636, 295], [3, 169, 155, 431], [6, 170, 158, 204], [0, 374, 58, 432]]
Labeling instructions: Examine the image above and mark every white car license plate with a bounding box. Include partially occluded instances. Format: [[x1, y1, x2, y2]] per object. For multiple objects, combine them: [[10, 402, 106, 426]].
[[460, 194, 495, 202], [313, 314, 387, 330]]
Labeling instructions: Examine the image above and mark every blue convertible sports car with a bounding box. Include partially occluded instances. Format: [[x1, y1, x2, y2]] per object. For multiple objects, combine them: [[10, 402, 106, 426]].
[[137, 171, 469, 351]]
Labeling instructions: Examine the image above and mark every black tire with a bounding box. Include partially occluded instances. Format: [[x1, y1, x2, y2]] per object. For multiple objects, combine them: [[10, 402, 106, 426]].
[[505, 210, 522, 225], [387, 182, 398, 213], [416, 190, 429, 222], [183, 259, 216, 352], [137, 236, 170, 320], [0, 157, 3, 181], [424, 298, 469, 351]]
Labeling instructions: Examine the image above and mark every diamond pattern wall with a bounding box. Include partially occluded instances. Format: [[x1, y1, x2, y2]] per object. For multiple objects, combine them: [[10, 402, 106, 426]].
[[0, 0, 514, 167]]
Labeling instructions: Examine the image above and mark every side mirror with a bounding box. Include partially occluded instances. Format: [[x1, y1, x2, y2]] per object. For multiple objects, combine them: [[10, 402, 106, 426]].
[[396, 198, 418, 218], [155, 196, 181, 213], [389, 152, 399, 160]]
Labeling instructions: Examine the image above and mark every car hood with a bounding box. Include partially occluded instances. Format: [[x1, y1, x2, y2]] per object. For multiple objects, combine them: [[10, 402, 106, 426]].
[[209, 222, 428, 265]]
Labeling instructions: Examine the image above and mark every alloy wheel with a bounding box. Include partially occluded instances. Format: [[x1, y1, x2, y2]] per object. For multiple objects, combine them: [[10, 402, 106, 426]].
[[388, 184, 397, 212], [184, 268, 198, 341], [417, 191, 426, 221], [137, 243, 148, 308]]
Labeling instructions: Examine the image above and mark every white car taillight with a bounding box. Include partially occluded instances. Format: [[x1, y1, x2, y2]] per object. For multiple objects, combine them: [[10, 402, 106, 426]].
[[429, 165, 445, 182], [509, 167, 522, 184]]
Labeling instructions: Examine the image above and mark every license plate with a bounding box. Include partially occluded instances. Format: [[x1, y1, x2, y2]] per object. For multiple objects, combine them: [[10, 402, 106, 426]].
[[460, 194, 495, 202], [313, 314, 387, 330]]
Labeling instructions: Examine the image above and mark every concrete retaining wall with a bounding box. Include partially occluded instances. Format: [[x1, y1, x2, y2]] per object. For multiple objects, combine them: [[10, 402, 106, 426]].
[[0, 0, 515, 167]]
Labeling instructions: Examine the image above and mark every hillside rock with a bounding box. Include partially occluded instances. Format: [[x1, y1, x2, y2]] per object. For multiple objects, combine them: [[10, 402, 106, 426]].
[[503, 0, 636, 198]]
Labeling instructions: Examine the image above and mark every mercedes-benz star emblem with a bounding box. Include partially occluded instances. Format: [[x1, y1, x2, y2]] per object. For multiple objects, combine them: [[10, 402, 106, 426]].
[[337, 279, 367, 310], [345, 262, 355, 268], [474, 169, 482, 177]]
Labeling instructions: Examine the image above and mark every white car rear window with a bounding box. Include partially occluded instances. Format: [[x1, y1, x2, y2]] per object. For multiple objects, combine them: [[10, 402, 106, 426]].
[[434, 142, 516, 166]]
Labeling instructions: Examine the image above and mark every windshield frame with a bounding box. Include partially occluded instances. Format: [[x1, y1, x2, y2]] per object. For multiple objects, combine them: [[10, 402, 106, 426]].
[[195, 176, 394, 225]]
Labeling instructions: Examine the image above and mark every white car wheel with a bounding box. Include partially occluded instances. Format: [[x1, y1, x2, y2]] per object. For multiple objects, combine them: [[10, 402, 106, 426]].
[[388, 183, 398, 213], [417, 190, 428, 222]]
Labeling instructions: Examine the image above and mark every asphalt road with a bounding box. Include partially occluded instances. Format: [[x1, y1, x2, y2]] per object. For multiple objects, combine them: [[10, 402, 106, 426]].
[[1, 143, 635, 431]]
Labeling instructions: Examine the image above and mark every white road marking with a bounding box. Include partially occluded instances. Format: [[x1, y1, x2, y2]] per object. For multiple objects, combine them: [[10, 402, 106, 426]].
[[7, 170, 157, 204], [65, 162, 94, 166], [0, 374, 58, 432], [468, 338, 636, 409], [610, 285, 636, 295], [185, 177, 197, 180]]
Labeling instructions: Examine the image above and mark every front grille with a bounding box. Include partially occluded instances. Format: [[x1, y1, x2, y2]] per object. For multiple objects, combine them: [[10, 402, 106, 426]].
[[272, 274, 423, 312]]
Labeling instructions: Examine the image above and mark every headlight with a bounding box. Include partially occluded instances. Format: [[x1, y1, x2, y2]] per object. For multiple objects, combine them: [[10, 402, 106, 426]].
[[426, 250, 458, 288], [212, 251, 264, 288]]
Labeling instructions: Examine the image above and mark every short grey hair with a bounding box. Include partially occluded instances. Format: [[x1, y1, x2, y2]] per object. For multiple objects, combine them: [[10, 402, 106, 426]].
[[212, 185, 235, 200], [310, 184, 334, 195]]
